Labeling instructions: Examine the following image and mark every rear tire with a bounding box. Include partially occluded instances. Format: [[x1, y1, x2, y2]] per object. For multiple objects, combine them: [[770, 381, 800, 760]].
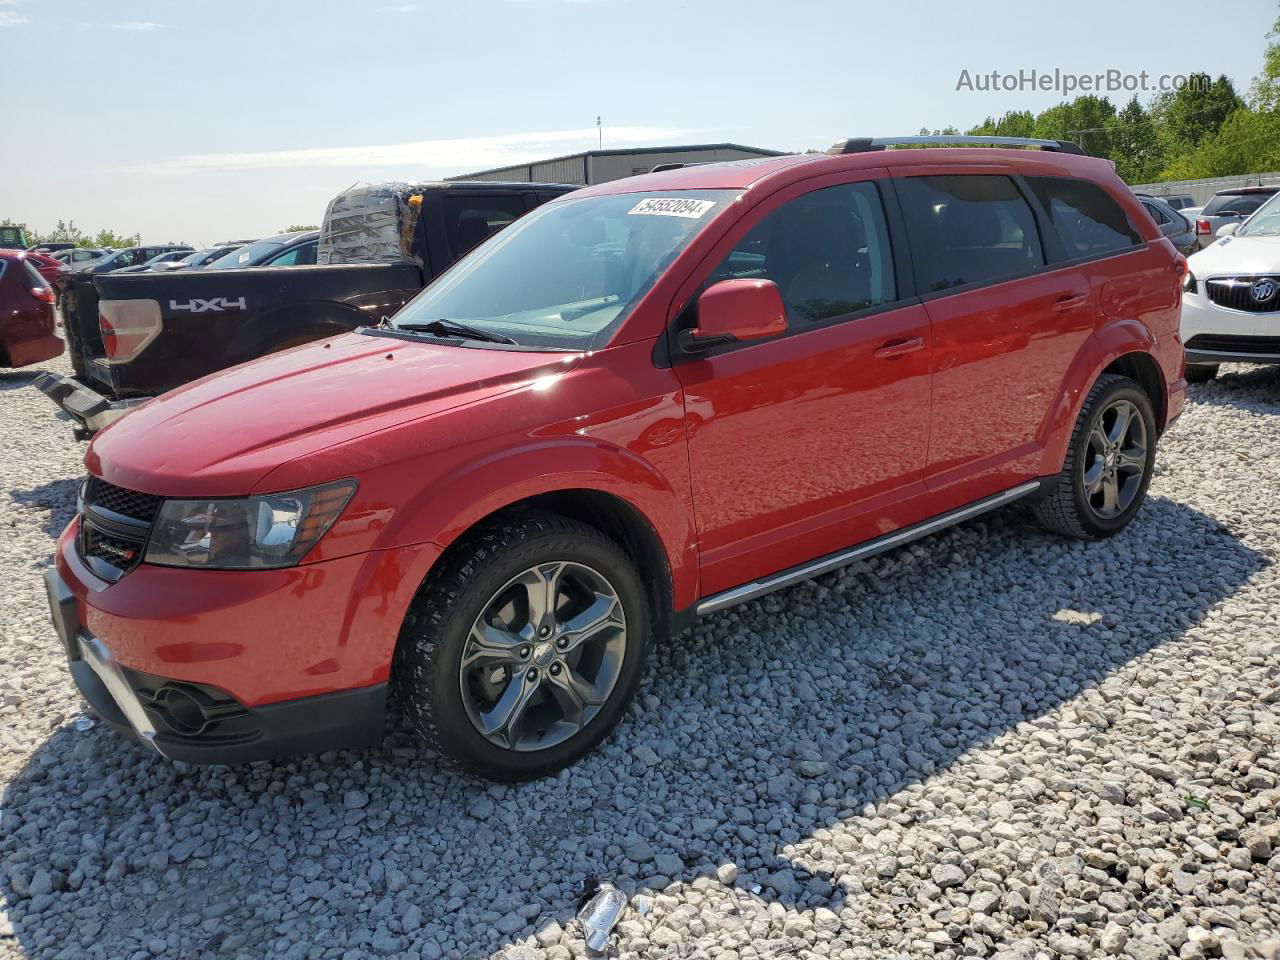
[[394, 511, 650, 781], [1185, 363, 1219, 384], [1032, 374, 1156, 540]]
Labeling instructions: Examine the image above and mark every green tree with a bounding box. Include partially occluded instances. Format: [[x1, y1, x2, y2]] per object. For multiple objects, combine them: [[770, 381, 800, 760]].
[[1152, 74, 1244, 153], [966, 110, 1035, 138], [284, 223, 318, 232], [1032, 95, 1117, 156], [1160, 107, 1280, 179], [92, 228, 141, 249], [1105, 97, 1164, 183], [43, 220, 87, 246], [1250, 8, 1280, 111]]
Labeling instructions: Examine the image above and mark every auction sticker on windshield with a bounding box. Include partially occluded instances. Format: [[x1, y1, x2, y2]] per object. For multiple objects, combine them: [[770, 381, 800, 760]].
[[628, 198, 718, 218]]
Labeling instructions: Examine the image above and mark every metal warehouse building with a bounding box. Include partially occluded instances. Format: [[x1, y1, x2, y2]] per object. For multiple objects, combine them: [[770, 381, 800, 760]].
[[449, 143, 785, 186]]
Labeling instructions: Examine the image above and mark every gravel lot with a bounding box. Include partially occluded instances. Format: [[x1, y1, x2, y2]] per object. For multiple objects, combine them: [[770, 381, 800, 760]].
[[2, 354, 1280, 960]]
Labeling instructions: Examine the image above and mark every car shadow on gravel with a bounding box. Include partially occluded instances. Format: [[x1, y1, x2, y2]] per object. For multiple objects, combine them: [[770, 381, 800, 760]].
[[8, 478, 80, 542], [1189, 363, 1280, 410], [0, 496, 1266, 959], [0, 370, 50, 392]]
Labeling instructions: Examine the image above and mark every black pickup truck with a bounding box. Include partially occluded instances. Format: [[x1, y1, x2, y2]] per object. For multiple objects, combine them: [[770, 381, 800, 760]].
[[38, 180, 575, 437]]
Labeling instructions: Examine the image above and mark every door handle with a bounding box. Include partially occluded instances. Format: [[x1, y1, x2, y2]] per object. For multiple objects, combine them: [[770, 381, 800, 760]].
[[1053, 292, 1089, 312], [873, 336, 925, 359]]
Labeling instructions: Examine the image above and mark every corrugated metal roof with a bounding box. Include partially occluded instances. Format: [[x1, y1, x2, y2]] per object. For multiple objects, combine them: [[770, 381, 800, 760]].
[[447, 143, 782, 183]]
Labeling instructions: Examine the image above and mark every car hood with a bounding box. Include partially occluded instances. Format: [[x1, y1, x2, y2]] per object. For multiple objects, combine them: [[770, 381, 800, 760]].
[[86, 332, 582, 497], [1187, 235, 1280, 276]]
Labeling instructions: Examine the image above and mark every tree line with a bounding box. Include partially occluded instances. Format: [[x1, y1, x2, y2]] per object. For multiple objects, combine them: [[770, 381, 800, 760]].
[[926, 9, 1280, 184], [0, 218, 142, 251]]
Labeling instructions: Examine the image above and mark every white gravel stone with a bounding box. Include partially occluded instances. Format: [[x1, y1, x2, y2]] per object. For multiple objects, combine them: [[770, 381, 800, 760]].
[[3, 358, 1280, 959]]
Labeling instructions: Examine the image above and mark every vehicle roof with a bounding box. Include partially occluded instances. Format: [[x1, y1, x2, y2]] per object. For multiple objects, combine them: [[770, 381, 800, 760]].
[[569, 148, 1116, 199], [263, 230, 319, 244], [440, 180, 578, 191], [1215, 186, 1279, 195]]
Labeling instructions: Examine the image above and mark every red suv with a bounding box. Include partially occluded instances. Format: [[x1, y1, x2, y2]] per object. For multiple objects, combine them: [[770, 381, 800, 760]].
[[46, 136, 1186, 780]]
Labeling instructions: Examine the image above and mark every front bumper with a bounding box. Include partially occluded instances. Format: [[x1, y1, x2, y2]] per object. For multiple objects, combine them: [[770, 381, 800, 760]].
[[1181, 292, 1280, 366], [45, 564, 387, 763], [33, 371, 149, 439]]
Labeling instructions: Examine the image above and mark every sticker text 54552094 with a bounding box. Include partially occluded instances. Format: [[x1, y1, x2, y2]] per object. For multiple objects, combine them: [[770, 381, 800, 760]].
[[628, 198, 718, 219]]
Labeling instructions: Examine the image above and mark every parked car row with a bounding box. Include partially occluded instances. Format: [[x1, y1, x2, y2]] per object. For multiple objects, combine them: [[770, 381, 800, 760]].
[[37, 182, 576, 436], [37, 136, 1194, 780]]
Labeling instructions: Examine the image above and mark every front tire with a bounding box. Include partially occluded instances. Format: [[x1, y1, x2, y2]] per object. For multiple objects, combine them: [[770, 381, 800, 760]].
[[1185, 363, 1219, 384], [395, 511, 650, 781], [1032, 374, 1157, 540]]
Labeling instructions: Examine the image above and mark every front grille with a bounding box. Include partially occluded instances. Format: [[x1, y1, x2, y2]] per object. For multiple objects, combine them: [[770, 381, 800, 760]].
[[1205, 275, 1280, 313], [1186, 334, 1280, 356], [78, 477, 162, 581], [82, 526, 145, 569], [86, 477, 162, 523]]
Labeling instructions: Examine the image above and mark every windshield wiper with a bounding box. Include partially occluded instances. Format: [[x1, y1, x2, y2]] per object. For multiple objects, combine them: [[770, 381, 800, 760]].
[[394, 318, 517, 345]]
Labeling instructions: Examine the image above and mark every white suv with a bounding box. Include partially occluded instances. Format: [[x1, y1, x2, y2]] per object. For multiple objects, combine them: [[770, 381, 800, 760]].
[[1181, 190, 1280, 382]]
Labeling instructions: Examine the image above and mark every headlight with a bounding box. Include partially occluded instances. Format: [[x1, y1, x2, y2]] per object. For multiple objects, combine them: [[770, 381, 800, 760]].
[[1183, 271, 1197, 295], [144, 480, 356, 570]]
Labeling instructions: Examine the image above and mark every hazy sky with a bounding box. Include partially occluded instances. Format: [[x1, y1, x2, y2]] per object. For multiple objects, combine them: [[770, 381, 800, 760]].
[[2, 0, 1274, 245]]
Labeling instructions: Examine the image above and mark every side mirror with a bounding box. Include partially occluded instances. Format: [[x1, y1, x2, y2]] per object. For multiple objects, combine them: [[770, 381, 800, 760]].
[[679, 279, 787, 353], [1217, 222, 1240, 237]]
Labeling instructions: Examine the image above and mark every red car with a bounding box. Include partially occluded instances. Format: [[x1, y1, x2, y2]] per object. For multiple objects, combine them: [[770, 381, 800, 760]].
[[1, 251, 63, 368], [46, 136, 1186, 780], [24, 250, 69, 287]]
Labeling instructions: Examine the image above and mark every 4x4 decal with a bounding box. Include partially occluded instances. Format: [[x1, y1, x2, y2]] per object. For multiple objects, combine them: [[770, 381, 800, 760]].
[[168, 297, 247, 313]]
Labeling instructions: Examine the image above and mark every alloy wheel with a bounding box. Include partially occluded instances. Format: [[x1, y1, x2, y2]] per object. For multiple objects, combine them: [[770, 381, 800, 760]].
[[1082, 398, 1147, 520], [459, 561, 627, 752]]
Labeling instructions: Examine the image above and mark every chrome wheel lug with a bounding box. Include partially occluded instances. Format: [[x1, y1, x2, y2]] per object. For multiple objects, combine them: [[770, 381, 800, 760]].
[[550, 663, 562, 676], [519, 646, 531, 659], [556, 636, 569, 649], [527, 668, 538, 682], [539, 625, 551, 638]]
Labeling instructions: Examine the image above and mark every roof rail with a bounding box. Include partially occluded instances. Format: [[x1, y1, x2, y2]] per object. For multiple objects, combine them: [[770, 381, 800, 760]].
[[827, 136, 1086, 156], [649, 161, 713, 173]]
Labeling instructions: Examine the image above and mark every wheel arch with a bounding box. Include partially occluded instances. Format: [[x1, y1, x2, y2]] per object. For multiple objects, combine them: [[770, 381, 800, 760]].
[[1100, 350, 1167, 432], [436, 488, 682, 642], [1042, 322, 1167, 472]]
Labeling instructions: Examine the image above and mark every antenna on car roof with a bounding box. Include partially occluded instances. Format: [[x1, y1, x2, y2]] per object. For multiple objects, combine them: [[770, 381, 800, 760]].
[[826, 135, 1086, 156]]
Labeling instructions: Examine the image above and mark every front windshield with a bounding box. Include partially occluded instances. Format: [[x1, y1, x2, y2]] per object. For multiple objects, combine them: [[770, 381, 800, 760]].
[[206, 238, 284, 269], [1237, 191, 1280, 238], [392, 190, 740, 349]]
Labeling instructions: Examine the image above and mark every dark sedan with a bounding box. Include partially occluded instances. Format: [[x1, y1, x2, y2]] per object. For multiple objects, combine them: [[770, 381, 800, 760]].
[[1137, 194, 1197, 256]]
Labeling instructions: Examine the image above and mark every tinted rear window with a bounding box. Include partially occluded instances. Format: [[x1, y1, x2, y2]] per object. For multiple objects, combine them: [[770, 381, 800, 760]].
[[1202, 192, 1274, 217], [442, 194, 529, 260], [897, 175, 1044, 293], [23, 261, 48, 289], [1028, 176, 1141, 258]]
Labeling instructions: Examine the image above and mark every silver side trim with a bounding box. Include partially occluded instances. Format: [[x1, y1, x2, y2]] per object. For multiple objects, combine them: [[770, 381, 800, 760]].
[[77, 635, 163, 754], [696, 481, 1042, 616]]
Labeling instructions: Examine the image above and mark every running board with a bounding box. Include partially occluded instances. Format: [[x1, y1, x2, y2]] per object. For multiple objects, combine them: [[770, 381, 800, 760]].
[[696, 480, 1044, 616]]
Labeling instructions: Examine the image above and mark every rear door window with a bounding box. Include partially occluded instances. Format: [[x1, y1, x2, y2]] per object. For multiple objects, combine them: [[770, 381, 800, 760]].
[[442, 194, 530, 259], [897, 175, 1044, 292], [1028, 176, 1141, 259], [707, 181, 897, 324], [1141, 200, 1171, 225]]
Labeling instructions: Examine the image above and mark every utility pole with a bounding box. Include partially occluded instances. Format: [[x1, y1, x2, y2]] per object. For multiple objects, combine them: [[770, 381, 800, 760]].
[[597, 116, 602, 149]]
